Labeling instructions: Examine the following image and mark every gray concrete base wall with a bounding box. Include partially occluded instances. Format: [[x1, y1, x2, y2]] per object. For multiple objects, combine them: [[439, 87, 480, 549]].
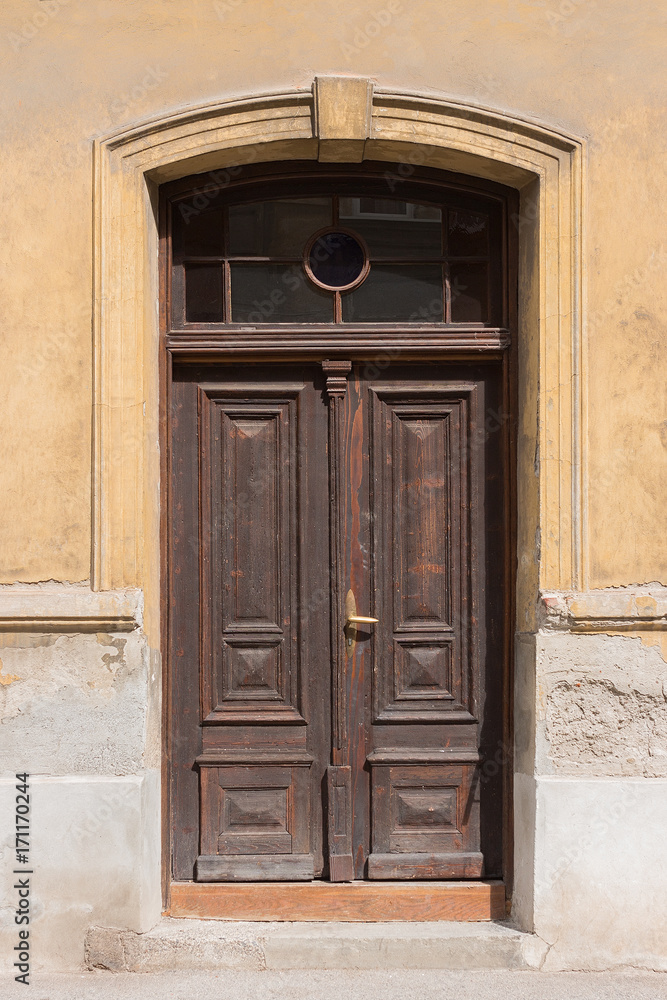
[[0, 772, 160, 972]]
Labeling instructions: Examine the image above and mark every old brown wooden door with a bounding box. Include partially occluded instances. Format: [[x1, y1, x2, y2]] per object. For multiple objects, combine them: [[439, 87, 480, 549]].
[[170, 358, 505, 882], [167, 165, 512, 885]]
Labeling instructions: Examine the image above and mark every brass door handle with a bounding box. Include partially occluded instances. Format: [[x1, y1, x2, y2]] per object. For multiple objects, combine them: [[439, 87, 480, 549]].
[[344, 590, 377, 650]]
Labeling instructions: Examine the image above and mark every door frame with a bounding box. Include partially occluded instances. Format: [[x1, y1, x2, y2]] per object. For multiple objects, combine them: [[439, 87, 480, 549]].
[[160, 161, 519, 918]]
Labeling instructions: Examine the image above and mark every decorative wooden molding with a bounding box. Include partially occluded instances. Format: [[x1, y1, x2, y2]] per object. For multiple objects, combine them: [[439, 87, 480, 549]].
[[327, 764, 355, 882], [322, 359, 354, 881], [322, 359, 352, 761], [166, 328, 510, 354], [196, 749, 314, 766], [0, 586, 142, 632], [322, 359, 353, 397], [367, 749, 483, 764], [540, 586, 667, 632]]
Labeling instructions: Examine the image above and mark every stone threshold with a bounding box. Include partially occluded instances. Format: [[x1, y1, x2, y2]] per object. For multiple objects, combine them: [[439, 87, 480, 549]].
[[85, 918, 548, 971]]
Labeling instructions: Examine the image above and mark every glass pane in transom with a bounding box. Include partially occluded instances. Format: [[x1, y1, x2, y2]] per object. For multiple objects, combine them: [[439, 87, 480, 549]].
[[450, 262, 489, 322], [448, 209, 489, 257], [173, 204, 224, 257], [231, 263, 333, 323], [338, 197, 442, 258], [229, 198, 333, 256], [342, 265, 443, 322], [185, 263, 223, 322]]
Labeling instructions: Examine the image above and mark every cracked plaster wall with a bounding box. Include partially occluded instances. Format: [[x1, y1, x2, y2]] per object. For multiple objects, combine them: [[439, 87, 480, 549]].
[[536, 632, 667, 778], [0, 630, 155, 775]]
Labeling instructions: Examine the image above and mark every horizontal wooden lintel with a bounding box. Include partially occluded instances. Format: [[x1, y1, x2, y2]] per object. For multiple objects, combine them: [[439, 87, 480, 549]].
[[166, 328, 510, 355]]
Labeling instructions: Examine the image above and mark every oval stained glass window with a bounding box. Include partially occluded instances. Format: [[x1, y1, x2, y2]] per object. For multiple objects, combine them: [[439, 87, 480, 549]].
[[304, 230, 369, 291]]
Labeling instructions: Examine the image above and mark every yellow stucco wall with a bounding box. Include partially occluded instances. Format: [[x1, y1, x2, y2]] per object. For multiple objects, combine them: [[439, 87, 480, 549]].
[[2, 0, 665, 587]]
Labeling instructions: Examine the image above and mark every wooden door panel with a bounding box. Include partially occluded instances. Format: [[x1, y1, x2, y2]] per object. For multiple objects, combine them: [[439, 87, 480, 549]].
[[369, 383, 479, 724], [200, 385, 305, 724], [197, 759, 314, 880], [367, 757, 482, 879], [392, 411, 452, 629], [366, 367, 495, 879], [171, 364, 330, 881]]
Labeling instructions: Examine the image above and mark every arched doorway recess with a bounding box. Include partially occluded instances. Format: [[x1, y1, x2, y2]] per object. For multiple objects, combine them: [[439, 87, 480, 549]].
[[92, 77, 584, 923]]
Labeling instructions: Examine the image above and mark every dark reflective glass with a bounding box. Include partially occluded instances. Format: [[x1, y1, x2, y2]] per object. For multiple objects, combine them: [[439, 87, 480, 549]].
[[173, 204, 224, 257], [450, 262, 488, 322], [229, 198, 332, 256], [231, 264, 333, 323], [338, 197, 441, 258], [342, 265, 443, 322], [448, 209, 489, 257], [308, 232, 365, 288], [185, 264, 223, 322]]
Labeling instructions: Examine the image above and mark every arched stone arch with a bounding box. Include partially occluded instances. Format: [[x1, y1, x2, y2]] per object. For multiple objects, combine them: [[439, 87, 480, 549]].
[[93, 77, 584, 630]]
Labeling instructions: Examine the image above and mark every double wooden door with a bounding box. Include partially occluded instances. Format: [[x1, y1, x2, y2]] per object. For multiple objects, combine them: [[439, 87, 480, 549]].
[[170, 358, 505, 882]]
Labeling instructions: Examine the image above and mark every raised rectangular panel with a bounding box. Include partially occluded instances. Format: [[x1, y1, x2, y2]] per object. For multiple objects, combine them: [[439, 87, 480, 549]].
[[393, 787, 458, 833], [224, 786, 288, 830], [370, 385, 478, 723], [394, 638, 454, 702], [367, 760, 482, 878], [222, 408, 285, 631], [394, 413, 451, 628], [219, 786, 291, 854], [199, 385, 305, 723], [223, 638, 282, 701], [198, 760, 312, 878]]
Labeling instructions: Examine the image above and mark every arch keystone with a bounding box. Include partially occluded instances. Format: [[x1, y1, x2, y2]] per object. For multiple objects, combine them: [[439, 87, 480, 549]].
[[313, 75, 373, 162]]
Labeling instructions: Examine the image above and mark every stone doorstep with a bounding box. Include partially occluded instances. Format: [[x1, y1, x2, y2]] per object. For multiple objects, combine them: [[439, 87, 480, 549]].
[[85, 919, 548, 972]]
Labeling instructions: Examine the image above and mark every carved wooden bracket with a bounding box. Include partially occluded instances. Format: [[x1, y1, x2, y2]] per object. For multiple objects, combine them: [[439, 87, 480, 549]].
[[322, 359, 352, 397]]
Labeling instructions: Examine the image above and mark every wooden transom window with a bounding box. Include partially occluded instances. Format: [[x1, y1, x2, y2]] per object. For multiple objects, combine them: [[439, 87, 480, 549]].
[[169, 180, 505, 327]]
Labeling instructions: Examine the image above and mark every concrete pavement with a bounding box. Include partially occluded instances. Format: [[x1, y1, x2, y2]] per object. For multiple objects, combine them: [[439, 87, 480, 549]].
[[4, 970, 667, 1000]]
